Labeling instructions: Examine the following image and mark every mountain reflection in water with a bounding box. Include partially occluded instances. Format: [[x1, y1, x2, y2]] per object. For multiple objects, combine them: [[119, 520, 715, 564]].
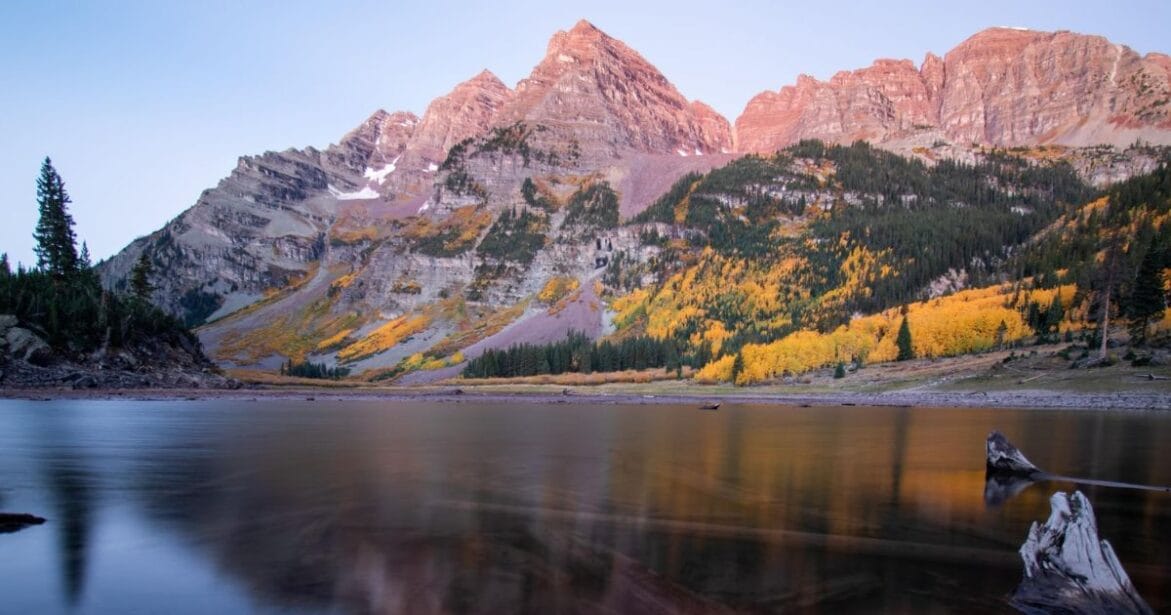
[[0, 400, 1168, 613]]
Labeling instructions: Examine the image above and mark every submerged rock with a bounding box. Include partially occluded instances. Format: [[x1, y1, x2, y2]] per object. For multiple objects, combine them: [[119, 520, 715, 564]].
[[986, 431, 1041, 477]]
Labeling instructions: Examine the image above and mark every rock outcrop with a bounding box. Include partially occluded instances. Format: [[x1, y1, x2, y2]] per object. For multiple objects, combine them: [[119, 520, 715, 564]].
[[985, 430, 1041, 477], [0, 313, 237, 390], [736, 27, 1171, 153], [0, 513, 46, 534]]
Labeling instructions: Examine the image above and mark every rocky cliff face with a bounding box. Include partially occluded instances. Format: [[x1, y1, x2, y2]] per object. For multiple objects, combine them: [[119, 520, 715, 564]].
[[99, 147, 345, 320], [98, 22, 1171, 378], [736, 27, 1171, 153]]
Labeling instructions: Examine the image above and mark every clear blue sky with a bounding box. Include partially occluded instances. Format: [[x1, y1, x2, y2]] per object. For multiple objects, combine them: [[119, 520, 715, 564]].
[[2, 0, 1168, 267]]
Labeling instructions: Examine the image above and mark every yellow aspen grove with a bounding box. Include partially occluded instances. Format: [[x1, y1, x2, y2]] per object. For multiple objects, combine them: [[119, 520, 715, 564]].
[[695, 355, 736, 383], [699, 283, 1065, 384], [337, 314, 432, 362]]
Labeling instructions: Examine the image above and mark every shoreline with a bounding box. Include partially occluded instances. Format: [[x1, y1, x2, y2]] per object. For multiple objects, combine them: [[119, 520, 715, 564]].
[[2, 385, 1168, 411]]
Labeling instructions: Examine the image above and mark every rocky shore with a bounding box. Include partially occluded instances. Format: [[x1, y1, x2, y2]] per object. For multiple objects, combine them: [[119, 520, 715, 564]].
[[2, 384, 1167, 411], [0, 360, 238, 390], [0, 314, 238, 391]]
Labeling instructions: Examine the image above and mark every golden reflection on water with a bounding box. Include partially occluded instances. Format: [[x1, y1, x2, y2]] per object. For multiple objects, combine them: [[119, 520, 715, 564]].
[[127, 403, 1171, 612], [12, 401, 1167, 613]]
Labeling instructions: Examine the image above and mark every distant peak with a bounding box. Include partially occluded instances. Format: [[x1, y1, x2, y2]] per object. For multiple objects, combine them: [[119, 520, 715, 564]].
[[570, 19, 600, 34], [547, 18, 614, 57], [364, 109, 391, 123], [458, 68, 509, 93], [386, 110, 420, 125], [363, 109, 419, 127], [472, 68, 500, 83]]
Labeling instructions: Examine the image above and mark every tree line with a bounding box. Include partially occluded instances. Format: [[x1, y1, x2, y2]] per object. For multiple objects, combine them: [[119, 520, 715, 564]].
[[0, 158, 195, 359], [279, 359, 350, 380], [462, 331, 691, 378]]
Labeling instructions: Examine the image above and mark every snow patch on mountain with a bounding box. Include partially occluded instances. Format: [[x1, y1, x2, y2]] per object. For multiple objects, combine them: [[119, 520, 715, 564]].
[[329, 185, 380, 200]]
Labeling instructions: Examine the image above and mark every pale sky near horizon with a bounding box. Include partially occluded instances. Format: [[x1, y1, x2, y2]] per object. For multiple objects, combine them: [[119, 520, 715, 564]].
[[2, 0, 1168, 267]]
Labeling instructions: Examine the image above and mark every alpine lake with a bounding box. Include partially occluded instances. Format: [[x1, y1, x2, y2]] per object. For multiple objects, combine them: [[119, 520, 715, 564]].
[[1, 398, 1168, 613]]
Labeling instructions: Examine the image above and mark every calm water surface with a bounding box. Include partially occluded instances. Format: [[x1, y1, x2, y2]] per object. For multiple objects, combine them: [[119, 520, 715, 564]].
[[0, 399, 1167, 613]]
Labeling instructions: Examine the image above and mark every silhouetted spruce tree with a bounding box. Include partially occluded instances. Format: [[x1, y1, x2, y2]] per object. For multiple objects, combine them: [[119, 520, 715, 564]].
[[0, 253, 9, 277], [33, 157, 79, 278], [896, 317, 914, 361], [1044, 295, 1064, 336], [1128, 242, 1167, 345], [130, 252, 155, 301], [1095, 238, 1125, 359]]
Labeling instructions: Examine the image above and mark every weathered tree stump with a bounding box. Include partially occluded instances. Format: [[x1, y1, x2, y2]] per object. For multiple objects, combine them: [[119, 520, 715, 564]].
[[1011, 491, 1152, 614]]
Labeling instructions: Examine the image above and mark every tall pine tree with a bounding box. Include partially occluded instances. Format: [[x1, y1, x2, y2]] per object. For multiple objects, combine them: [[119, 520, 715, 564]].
[[33, 157, 79, 278], [896, 317, 914, 361], [1128, 241, 1166, 345], [79, 241, 92, 269], [130, 252, 156, 301]]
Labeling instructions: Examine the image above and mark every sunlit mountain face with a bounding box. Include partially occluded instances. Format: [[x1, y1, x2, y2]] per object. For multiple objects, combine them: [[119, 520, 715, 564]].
[[85, 23, 1169, 387]]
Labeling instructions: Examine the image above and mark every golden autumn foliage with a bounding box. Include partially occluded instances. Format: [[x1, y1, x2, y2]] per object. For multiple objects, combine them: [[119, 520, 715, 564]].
[[538, 276, 580, 304], [337, 314, 431, 362], [403, 205, 494, 254], [700, 283, 1078, 384], [426, 299, 529, 359], [614, 247, 823, 350], [399, 351, 463, 372], [315, 328, 355, 352], [700, 321, 732, 356], [694, 355, 735, 384], [816, 244, 894, 317], [329, 225, 380, 245], [609, 288, 651, 330], [216, 297, 360, 365], [458, 367, 692, 386], [331, 271, 358, 291]]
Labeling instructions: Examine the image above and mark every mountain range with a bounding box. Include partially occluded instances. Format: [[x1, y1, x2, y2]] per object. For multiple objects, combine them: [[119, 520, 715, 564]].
[[96, 21, 1171, 380]]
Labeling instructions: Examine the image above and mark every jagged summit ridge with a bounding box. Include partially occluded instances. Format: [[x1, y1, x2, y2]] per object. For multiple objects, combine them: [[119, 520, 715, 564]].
[[97, 21, 1171, 336], [736, 26, 1171, 152]]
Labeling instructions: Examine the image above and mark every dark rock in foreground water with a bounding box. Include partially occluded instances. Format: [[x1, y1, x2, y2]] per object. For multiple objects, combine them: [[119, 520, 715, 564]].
[[0, 513, 46, 534], [986, 430, 1040, 477]]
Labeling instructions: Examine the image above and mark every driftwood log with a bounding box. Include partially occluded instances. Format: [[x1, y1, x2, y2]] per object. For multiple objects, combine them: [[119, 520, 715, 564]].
[[1011, 491, 1152, 614], [0, 512, 46, 534]]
